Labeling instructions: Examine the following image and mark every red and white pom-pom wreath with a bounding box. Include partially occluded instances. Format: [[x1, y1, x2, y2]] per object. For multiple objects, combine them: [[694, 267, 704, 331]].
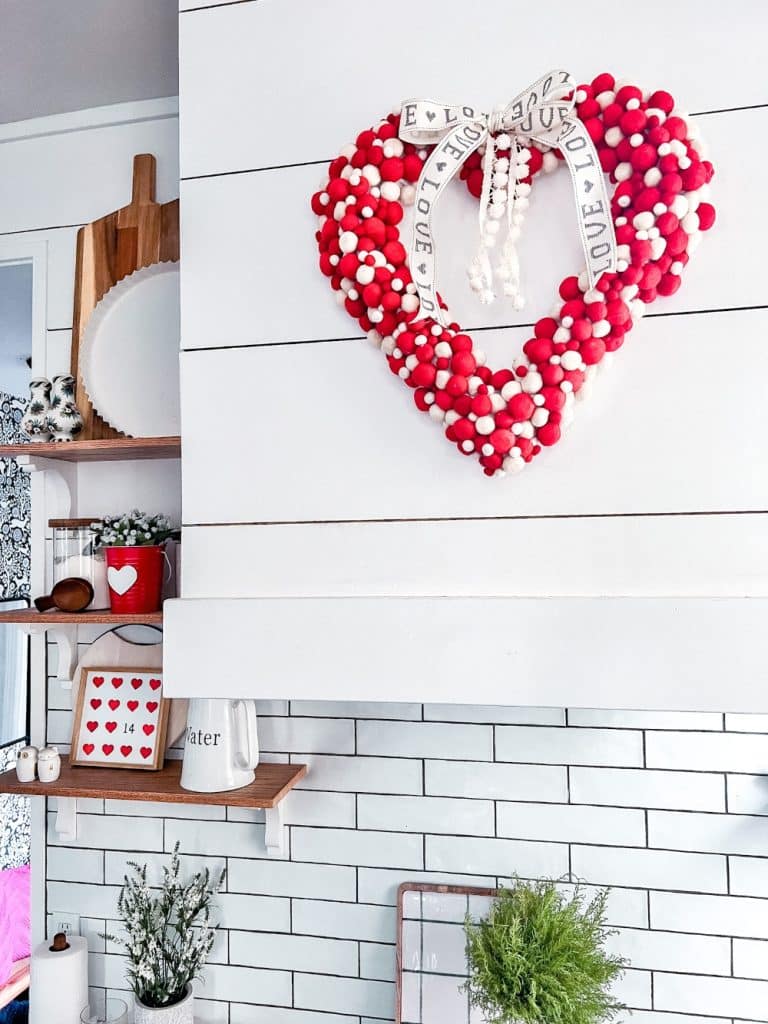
[[312, 72, 715, 477]]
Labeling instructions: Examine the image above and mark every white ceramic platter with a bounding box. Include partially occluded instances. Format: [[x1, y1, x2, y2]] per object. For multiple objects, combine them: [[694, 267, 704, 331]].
[[80, 261, 181, 437]]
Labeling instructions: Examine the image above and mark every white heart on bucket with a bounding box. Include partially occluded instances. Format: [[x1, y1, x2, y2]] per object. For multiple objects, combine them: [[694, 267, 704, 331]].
[[107, 564, 138, 596]]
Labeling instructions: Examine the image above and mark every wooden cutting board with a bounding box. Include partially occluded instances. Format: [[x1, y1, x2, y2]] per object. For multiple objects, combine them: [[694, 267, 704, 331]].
[[70, 153, 180, 439]]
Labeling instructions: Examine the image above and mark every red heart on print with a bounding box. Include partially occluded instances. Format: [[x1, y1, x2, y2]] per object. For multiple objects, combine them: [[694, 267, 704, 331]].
[[86, 721, 98, 733], [111, 677, 123, 689], [140, 747, 152, 759], [82, 743, 95, 756], [102, 744, 114, 756], [120, 745, 133, 757], [105, 721, 117, 733], [149, 678, 162, 691], [142, 724, 155, 736], [90, 699, 102, 710], [312, 72, 715, 476], [108, 699, 120, 711], [92, 676, 105, 688], [131, 678, 143, 690], [146, 701, 158, 714], [127, 700, 139, 712]]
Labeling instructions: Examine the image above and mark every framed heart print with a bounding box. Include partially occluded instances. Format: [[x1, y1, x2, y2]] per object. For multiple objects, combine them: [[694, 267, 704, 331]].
[[71, 667, 169, 770]]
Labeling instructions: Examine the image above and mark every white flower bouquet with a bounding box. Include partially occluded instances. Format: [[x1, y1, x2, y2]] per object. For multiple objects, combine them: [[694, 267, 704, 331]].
[[105, 844, 225, 1010], [91, 510, 175, 548]]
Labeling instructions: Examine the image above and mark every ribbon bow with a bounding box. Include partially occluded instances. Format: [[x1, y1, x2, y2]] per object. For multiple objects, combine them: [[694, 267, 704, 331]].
[[399, 70, 617, 327]]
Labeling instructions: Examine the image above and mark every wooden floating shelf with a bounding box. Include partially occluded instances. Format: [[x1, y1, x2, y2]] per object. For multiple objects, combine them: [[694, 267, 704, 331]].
[[0, 756, 306, 808], [0, 609, 163, 625], [0, 758, 307, 855], [0, 436, 180, 463]]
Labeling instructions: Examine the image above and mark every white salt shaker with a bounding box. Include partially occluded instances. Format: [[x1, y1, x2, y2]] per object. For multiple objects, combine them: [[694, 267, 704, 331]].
[[37, 746, 61, 783], [15, 745, 38, 782]]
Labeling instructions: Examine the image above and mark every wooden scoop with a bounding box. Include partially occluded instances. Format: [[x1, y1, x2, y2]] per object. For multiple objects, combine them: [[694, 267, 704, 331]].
[[34, 577, 94, 613]]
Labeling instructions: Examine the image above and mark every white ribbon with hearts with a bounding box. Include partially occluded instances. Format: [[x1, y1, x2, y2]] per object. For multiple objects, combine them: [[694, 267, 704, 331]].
[[399, 70, 617, 327]]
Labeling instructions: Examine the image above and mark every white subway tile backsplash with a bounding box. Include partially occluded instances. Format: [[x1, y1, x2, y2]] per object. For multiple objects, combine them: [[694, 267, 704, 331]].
[[165, 819, 275, 860], [199, 963, 292, 1006], [231, 1009, 357, 1024], [567, 709, 723, 730], [649, 810, 768, 856], [572, 845, 727, 893], [357, 720, 493, 761], [229, 930, 358, 975], [295, 754, 423, 794], [495, 726, 643, 767], [425, 759, 567, 802], [647, 732, 768, 773], [360, 942, 396, 982], [651, 892, 768, 938], [47, 846, 104, 883], [357, 868, 496, 906], [426, 835, 568, 878], [226, 789, 357, 829], [726, 714, 768, 732], [259, 717, 355, 754], [497, 802, 646, 846], [358, 795, 495, 836], [294, 974, 393, 1019], [571, 767, 725, 812], [228, 857, 357, 901], [47, 882, 119, 919], [728, 774, 768, 815], [292, 899, 396, 943], [424, 705, 565, 725], [48, 812, 163, 851], [654, 972, 768, 1018], [734, 938, 768, 979], [291, 701, 422, 720], [730, 856, 768, 897], [628, 1013, 730, 1024], [607, 927, 731, 975], [291, 827, 423, 869], [216, 893, 291, 933], [613, 968, 652, 1009]]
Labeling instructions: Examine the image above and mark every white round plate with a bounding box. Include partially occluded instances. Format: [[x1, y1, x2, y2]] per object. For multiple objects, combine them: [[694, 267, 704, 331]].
[[80, 262, 181, 437]]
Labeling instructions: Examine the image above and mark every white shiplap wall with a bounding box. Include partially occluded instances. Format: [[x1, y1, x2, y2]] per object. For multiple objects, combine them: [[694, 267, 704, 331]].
[[167, 0, 768, 708]]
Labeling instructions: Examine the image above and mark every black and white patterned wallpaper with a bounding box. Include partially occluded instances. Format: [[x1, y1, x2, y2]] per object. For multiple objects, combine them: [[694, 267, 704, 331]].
[[0, 391, 30, 868], [0, 392, 30, 601]]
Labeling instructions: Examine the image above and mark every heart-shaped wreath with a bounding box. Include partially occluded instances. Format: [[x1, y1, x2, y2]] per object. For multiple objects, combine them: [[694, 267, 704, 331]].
[[312, 71, 715, 477]]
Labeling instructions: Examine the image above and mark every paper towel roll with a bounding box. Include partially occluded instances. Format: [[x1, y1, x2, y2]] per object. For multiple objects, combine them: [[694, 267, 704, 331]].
[[30, 933, 89, 1024]]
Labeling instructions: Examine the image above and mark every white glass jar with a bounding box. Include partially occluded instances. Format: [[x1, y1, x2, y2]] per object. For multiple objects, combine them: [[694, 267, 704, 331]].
[[51, 519, 109, 609]]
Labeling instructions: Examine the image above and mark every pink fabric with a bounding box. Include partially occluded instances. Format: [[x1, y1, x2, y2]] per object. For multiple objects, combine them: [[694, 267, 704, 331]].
[[0, 867, 30, 986]]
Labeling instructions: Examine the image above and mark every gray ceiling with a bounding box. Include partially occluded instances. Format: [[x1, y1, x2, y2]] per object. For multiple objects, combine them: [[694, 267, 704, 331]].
[[0, 0, 178, 124]]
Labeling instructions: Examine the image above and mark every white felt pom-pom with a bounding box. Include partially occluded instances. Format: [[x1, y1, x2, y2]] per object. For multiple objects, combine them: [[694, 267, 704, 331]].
[[380, 181, 401, 202], [633, 211, 655, 231], [521, 371, 543, 393], [401, 185, 416, 206], [503, 455, 525, 474], [542, 152, 558, 173], [501, 380, 522, 400], [339, 231, 358, 254], [434, 341, 452, 358], [560, 351, 583, 371], [604, 127, 622, 148], [401, 294, 419, 313], [614, 162, 633, 182], [435, 370, 450, 390], [475, 415, 495, 435], [362, 164, 381, 186], [531, 408, 549, 428], [356, 265, 375, 285]]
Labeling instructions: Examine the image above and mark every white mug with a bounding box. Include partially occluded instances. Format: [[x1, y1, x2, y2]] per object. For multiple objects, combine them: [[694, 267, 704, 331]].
[[37, 745, 61, 783], [16, 746, 38, 783]]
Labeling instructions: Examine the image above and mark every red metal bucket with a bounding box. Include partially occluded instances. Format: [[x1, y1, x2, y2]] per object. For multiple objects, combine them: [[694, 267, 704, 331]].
[[105, 545, 164, 614]]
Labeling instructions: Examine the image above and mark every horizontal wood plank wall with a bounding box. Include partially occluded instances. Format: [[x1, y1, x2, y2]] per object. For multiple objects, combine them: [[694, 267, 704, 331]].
[[175, 0, 768, 610], [179, 107, 766, 350]]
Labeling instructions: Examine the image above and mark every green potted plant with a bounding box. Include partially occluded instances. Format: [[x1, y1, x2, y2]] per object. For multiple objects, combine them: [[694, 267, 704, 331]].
[[105, 844, 224, 1023], [91, 510, 175, 614], [464, 878, 626, 1024]]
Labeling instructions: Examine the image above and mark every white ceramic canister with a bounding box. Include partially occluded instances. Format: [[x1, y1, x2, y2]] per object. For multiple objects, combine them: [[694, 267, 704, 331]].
[[16, 745, 38, 782], [37, 745, 61, 783]]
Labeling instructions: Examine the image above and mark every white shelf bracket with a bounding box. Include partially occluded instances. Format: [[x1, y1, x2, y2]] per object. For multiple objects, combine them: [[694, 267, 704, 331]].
[[264, 800, 286, 857], [54, 798, 77, 842], [17, 453, 72, 520], [21, 623, 78, 690]]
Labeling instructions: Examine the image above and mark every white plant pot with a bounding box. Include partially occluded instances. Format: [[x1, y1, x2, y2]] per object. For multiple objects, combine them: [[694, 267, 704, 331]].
[[133, 986, 194, 1024]]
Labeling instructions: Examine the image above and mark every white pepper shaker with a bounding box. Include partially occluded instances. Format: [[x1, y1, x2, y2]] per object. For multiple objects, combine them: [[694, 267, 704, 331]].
[[37, 745, 61, 783]]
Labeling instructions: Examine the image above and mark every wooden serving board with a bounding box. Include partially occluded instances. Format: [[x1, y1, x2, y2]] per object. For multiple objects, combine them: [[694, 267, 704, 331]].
[[70, 153, 180, 440]]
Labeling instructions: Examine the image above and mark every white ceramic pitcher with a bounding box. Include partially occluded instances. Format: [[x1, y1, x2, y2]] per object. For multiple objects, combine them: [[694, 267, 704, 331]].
[[180, 698, 259, 792]]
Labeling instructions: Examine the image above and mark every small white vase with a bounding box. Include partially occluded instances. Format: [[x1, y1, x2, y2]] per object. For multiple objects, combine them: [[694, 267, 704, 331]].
[[133, 987, 194, 1024]]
